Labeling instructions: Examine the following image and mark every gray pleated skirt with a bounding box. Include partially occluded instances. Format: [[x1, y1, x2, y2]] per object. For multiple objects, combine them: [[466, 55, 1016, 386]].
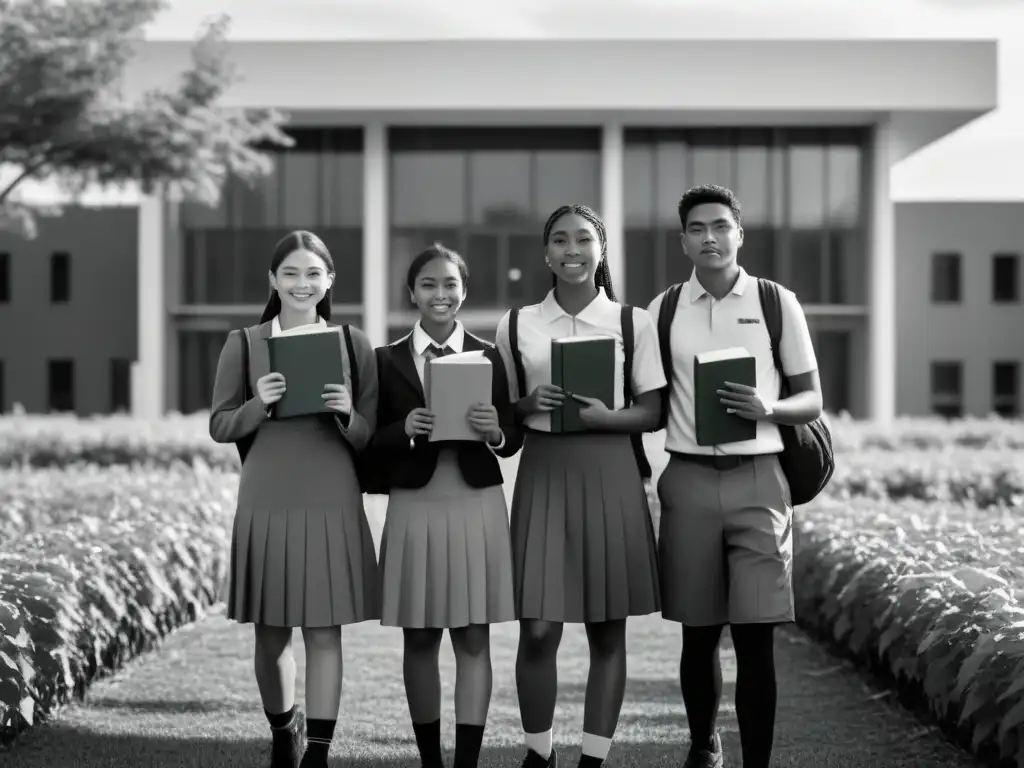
[[378, 449, 516, 628], [509, 430, 661, 624], [226, 415, 380, 628]]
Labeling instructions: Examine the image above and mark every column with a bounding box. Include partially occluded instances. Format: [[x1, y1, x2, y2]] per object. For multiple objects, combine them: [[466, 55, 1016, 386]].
[[363, 121, 388, 348], [601, 122, 626, 298], [868, 118, 897, 422], [134, 193, 166, 419]]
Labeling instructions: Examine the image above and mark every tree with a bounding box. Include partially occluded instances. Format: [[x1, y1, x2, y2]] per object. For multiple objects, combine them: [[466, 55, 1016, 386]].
[[0, 0, 293, 238]]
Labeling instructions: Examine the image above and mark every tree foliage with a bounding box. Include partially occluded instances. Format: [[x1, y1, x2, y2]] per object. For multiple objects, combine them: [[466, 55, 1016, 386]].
[[0, 0, 293, 237]]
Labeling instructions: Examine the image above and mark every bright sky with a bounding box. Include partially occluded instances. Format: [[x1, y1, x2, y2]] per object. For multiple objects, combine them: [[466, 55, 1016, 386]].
[[5, 0, 1023, 203]]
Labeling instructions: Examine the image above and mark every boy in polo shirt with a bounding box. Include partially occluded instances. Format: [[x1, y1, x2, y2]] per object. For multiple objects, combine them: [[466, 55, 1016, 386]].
[[647, 184, 823, 768]]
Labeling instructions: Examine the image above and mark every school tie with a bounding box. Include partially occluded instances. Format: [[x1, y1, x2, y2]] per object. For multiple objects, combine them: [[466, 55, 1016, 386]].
[[424, 344, 454, 361]]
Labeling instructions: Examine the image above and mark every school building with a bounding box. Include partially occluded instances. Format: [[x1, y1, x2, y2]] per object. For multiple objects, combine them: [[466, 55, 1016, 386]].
[[0, 24, 1019, 421]]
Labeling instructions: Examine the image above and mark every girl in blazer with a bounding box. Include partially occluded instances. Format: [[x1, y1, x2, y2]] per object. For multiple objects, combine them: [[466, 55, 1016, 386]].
[[209, 231, 380, 768], [372, 243, 522, 768], [494, 205, 667, 768]]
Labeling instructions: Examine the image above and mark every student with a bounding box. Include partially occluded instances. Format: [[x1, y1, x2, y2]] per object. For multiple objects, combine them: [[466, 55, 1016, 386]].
[[494, 205, 665, 768], [647, 184, 823, 768], [209, 230, 380, 768], [372, 243, 523, 768]]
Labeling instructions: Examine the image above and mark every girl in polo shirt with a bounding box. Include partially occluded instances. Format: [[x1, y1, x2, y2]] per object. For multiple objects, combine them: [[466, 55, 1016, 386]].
[[494, 205, 667, 768], [372, 243, 522, 768]]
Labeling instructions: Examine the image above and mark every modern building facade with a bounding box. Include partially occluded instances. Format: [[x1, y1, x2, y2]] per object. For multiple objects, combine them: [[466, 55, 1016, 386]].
[[0, 34, 1008, 420]]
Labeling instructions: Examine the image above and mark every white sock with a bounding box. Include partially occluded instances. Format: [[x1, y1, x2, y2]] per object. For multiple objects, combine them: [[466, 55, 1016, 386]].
[[582, 732, 612, 760], [524, 729, 553, 758]]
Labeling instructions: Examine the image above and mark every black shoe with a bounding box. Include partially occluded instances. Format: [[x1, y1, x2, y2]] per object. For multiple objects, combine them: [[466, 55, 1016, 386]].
[[682, 732, 723, 768], [297, 754, 327, 768], [269, 710, 306, 768], [521, 748, 557, 767]]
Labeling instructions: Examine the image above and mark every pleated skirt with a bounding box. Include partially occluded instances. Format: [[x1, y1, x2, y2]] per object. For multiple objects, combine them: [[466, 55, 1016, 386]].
[[226, 415, 380, 628], [378, 449, 516, 629], [509, 430, 661, 624]]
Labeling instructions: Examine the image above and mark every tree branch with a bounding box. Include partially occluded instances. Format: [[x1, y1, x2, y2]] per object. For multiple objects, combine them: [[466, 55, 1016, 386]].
[[0, 159, 49, 204]]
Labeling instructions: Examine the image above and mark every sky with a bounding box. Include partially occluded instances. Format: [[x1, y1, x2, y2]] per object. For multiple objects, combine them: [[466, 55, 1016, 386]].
[[4, 0, 1023, 203]]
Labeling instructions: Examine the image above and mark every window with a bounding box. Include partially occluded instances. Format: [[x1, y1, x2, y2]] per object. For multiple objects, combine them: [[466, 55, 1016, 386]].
[[931, 252, 961, 303], [0, 359, 4, 413], [930, 361, 963, 418], [110, 359, 132, 413], [993, 361, 1020, 418], [0, 252, 9, 302], [993, 253, 1020, 303], [50, 252, 70, 303], [48, 359, 74, 412]]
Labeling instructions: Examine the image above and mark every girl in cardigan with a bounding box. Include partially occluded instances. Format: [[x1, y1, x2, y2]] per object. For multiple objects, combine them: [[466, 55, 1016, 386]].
[[209, 230, 380, 768], [494, 206, 666, 768], [372, 243, 522, 768]]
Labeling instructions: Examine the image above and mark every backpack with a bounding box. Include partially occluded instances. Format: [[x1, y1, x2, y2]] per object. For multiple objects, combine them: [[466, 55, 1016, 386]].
[[235, 325, 381, 494], [508, 306, 653, 480], [652, 278, 835, 506]]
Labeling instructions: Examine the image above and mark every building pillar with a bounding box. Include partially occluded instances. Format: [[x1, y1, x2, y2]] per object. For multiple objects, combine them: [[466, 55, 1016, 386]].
[[868, 118, 897, 422], [601, 122, 626, 299], [134, 193, 166, 418], [363, 122, 388, 348]]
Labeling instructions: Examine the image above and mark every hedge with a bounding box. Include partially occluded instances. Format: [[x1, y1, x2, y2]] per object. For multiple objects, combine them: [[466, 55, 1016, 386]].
[[795, 495, 1024, 765], [0, 465, 237, 742]]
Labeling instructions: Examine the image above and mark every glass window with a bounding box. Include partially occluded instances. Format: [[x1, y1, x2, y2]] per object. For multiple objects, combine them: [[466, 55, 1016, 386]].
[[654, 141, 688, 226], [788, 146, 826, 229], [0, 359, 4, 412], [533, 151, 600, 221], [993, 361, 1020, 417], [324, 153, 364, 227], [738, 228, 777, 283], [692, 147, 733, 188], [827, 146, 861, 227], [463, 233, 501, 308], [507, 233, 549, 307], [469, 152, 532, 226], [233, 172, 280, 228], [931, 252, 961, 303], [391, 153, 466, 227], [50, 252, 70, 303], [110, 358, 131, 413], [790, 231, 824, 304], [625, 229, 658, 306], [624, 145, 655, 227], [0, 251, 9, 302], [930, 361, 963, 418], [993, 253, 1020, 303], [48, 359, 74, 412], [734, 147, 770, 227], [813, 329, 851, 414]]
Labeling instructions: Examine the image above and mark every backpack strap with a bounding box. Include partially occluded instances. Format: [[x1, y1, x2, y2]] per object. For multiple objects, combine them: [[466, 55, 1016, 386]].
[[509, 308, 527, 401], [655, 283, 684, 430], [342, 324, 359, 398], [241, 327, 252, 402], [620, 305, 635, 408], [756, 278, 786, 394]]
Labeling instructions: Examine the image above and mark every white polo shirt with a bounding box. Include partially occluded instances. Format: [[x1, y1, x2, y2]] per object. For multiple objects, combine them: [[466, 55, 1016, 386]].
[[495, 287, 667, 433], [646, 268, 818, 456]]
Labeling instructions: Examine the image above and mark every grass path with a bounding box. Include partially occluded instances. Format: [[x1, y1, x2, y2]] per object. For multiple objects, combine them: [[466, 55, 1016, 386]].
[[1, 444, 989, 766]]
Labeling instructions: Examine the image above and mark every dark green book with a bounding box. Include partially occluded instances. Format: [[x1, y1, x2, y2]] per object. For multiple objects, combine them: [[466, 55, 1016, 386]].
[[550, 335, 616, 433], [266, 328, 348, 419], [694, 347, 757, 446]]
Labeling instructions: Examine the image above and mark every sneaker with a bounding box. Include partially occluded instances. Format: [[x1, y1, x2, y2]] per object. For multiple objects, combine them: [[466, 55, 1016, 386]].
[[682, 732, 723, 768], [521, 747, 558, 767], [269, 710, 306, 768]]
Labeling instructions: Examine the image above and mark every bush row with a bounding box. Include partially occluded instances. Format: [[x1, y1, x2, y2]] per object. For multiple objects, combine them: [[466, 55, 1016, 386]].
[[0, 413, 1022, 471], [0, 466, 237, 742], [794, 496, 1024, 766]]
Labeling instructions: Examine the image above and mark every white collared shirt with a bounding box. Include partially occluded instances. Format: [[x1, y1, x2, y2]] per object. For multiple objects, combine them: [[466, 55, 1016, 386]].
[[270, 315, 325, 337], [495, 287, 667, 432], [411, 320, 466, 384], [647, 267, 818, 456]]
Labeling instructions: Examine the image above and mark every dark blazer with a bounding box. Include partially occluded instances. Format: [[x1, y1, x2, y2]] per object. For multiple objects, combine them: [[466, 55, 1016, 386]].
[[370, 329, 523, 490]]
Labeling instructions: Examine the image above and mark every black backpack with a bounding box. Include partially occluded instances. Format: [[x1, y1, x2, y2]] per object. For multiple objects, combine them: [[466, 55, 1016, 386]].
[[652, 278, 835, 506], [508, 305, 653, 480], [235, 325, 381, 494]]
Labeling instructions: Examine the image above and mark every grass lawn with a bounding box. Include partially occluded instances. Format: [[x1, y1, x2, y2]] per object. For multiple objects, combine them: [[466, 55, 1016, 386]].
[[0, 447, 992, 767]]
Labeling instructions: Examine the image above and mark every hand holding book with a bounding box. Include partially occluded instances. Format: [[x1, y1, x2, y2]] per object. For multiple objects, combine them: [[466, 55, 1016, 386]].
[[570, 393, 611, 428], [718, 381, 773, 421], [321, 372, 353, 416], [467, 403, 501, 444]]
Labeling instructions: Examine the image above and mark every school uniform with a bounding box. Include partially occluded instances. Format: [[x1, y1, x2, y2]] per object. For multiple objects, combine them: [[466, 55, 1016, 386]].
[[494, 288, 665, 624], [647, 267, 818, 627], [209, 316, 381, 628], [373, 321, 523, 629]]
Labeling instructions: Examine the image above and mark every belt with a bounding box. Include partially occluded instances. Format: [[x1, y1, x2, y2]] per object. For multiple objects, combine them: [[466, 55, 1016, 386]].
[[669, 452, 761, 471]]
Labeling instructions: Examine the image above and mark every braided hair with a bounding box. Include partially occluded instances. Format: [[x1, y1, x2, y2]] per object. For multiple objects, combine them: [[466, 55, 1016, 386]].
[[542, 204, 618, 302]]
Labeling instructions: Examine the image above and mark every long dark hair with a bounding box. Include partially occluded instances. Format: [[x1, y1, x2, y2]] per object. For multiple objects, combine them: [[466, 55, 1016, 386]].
[[259, 231, 336, 324], [543, 204, 618, 302], [405, 241, 470, 294]]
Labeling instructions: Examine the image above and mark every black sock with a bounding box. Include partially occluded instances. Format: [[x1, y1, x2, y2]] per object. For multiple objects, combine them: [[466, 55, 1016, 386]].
[[578, 755, 604, 767], [304, 718, 336, 763], [413, 718, 444, 767], [265, 705, 296, 731], [454, 723, 484, 767], [680, 625, 725, 751], [731, 623, 778, 768]]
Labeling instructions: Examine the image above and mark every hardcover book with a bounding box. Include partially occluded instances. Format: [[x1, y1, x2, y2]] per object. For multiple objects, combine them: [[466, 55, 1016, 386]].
[[267, 325, 349, 419], [693, 346, 757, 446], [425, 351, 493, 442], [550, 335, 616, 433]]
